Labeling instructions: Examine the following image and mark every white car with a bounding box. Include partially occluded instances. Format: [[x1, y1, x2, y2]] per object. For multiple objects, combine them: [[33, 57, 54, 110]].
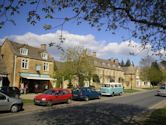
[[157, 86, 166, 97]]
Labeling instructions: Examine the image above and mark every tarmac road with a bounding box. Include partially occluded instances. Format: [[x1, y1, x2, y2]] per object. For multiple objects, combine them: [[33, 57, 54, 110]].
[[0, 90, 165, 125]]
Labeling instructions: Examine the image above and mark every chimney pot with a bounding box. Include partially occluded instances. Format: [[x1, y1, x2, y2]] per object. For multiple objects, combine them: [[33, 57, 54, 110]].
[[41, 44, 47, 50]]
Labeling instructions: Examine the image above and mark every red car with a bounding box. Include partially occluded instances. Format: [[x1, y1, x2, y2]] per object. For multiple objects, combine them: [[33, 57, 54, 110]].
[[34, 88, 72, 106]]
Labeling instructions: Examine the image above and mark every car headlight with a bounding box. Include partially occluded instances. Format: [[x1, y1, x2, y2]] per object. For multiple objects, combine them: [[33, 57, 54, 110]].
[[41, 98, 46, 101]]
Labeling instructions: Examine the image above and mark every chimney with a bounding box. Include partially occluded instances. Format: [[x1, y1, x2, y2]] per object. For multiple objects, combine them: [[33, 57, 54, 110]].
[[41, 44, 47, 50]]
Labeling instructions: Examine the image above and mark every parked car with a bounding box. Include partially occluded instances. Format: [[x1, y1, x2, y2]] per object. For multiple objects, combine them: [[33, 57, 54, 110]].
[[34, 88, 72, 106], [0, 86, 20, 98], [72, 87, 101, 101], [0, 91, 23, 112], [100, 82, 123, 96], [157, 85, 166, 97]]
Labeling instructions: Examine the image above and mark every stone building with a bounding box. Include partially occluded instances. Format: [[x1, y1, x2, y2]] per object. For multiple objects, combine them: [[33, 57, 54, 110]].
[[123, 65, 136, 89], [0, 46, 8, 87], [1, 39, 54, 93], [92, 57, 125, 89]]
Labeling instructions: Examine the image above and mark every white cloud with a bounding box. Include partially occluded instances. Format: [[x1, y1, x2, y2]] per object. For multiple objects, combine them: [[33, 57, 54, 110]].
[[0, 30, 143, 62]]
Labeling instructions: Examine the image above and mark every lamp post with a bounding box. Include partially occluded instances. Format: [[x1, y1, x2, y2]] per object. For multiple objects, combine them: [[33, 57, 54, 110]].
[[130, 74, 133, 90]]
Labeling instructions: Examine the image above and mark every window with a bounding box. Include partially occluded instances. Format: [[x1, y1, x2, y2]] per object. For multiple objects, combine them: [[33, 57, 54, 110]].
[[44, 62, 49, 71], [21, 59, 29, 69], [0, 94, 6, 100], [20, 48, 28, 55], [41, 53, 48, 60]]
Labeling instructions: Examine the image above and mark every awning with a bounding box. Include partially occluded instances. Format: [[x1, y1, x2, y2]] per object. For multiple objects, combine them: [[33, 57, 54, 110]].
[[0, 74, 7, 77], [20, 73, 54, 81]]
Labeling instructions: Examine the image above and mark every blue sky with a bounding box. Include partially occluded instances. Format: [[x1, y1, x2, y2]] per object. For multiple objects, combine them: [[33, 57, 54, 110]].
[[0, 4, 148, 66]]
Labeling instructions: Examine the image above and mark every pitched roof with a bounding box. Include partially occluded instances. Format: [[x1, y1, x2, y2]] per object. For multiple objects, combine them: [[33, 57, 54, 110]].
[[0, 46, 8, 75], [5, 39, 54, 62], [94, 57, 123, 71], [123, 65, 136, 75]]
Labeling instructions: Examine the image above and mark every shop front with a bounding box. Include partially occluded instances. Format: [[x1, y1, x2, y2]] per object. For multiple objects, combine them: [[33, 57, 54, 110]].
[[20, 73, 54, 93], [0, 74, 9, 87]]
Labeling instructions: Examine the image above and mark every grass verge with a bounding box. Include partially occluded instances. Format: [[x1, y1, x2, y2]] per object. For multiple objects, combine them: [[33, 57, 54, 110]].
[[124, 89, 140, 93], [143, 107, 166, 125], [23, 99, 33, 105], [142, 86, 159, 90]]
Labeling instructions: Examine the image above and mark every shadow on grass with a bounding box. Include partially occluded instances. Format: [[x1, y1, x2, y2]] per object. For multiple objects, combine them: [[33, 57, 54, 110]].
[[33, 102, 150, 125], [143, 107, 166, 125]]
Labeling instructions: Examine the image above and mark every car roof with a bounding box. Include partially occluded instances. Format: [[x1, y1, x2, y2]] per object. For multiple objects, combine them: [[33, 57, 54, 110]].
[[52, 88, 71, 91], [103, 82, 122, 85]]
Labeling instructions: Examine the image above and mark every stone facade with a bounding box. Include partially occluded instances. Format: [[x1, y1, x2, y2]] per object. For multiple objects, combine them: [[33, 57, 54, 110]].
[[1, 39, 54, 93], [0, 46, 8, 87]]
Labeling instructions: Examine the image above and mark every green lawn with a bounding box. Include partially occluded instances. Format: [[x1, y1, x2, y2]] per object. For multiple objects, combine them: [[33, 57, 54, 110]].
[[124, 89, 140, 93], [143, 107, 166, 125], [142, 86, 159, 90], [23, 99, 33, 105]]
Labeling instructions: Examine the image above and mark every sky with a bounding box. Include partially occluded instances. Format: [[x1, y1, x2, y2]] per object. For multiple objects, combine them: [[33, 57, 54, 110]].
[[0, 2, 153, 66]]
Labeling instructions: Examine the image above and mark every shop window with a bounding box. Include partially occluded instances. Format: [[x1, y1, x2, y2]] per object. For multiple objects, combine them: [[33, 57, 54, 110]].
[[21, 59, 29, 69]]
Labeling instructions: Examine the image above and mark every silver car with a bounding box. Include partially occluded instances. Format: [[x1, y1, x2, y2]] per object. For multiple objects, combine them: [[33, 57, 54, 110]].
[[157, 85, 166, 97], [0, 91, 23, 112]]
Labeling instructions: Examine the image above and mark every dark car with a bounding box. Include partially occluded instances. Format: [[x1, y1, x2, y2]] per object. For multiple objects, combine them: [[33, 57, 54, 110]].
[[34, 88, 73, 106], [72, 87, 101, 101], [0, 91, 23, 112], [0, 86, 20, 98]]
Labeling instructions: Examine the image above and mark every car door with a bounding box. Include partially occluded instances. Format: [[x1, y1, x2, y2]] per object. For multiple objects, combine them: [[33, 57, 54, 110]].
[[86, 88, 93, 99], [91, 89, 99, 98], [52, 90, 61, 104], [58, 90, 68, 102], [0, 93, 9, 111]]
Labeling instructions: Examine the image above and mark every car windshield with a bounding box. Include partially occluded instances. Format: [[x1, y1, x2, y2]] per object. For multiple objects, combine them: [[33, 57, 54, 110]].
[[73, 89, 81, 94], [160, 86, 166, 89], [102, 84, 110, 87], [43, 89, 53, 95]]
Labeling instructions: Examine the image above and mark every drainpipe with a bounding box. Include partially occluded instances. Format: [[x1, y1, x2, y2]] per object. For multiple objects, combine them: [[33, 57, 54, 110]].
[[13, 55, 17, 87]]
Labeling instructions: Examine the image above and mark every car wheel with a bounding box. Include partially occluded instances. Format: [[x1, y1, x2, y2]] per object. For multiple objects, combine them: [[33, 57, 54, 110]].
[[85, 97, 89, 101], [119, 92, 122, 96], [67, 99, 72, 104], [111, 92, 115, 97], [11, 105, 19, 113], [47, 101, 53, 106], [98, 95, 101, 99]]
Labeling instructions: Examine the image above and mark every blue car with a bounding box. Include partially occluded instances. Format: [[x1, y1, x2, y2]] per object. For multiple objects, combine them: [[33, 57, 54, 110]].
[[72, 87, 101, 101]]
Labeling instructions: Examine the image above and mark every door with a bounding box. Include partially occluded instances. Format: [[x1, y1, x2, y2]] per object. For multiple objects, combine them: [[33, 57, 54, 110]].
[[0, 93, 9, 111], [58, 90, 68, 102]]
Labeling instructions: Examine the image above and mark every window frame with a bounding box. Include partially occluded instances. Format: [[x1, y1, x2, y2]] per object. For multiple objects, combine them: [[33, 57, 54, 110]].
[[41, 52, 48, 60], [43, 62, 49, 71], [20, 48, 28, 56], [21, 58, 29, 69]]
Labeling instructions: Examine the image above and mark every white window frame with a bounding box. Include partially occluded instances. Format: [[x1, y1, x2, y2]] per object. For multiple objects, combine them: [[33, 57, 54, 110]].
[[20, 48, 28, 56], [21, 59, 29, 69], [43, 62, 49, 71], [41, 52, 48, 60]]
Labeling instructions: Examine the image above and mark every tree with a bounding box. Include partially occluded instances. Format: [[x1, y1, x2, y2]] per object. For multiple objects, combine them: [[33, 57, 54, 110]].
[[62, 46, 95, 87], [120, 60, 125, 67], [149, 61, 163, 86], [139, 56, 153, 84], [125, 59, 131, 66], [0, 0, 165, 55]]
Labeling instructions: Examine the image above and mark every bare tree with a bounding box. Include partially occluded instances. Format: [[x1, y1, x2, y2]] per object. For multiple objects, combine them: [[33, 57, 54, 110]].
[[60, 46, 95, 87]]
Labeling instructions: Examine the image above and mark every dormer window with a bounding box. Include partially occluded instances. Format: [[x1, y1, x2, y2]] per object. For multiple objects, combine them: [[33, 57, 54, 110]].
[[41, 52, 48, 60], [20, 48, 28, 55]]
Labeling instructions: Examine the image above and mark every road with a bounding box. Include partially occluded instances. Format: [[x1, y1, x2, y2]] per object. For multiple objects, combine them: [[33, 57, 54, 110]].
[[0, 90, 165, 125]]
